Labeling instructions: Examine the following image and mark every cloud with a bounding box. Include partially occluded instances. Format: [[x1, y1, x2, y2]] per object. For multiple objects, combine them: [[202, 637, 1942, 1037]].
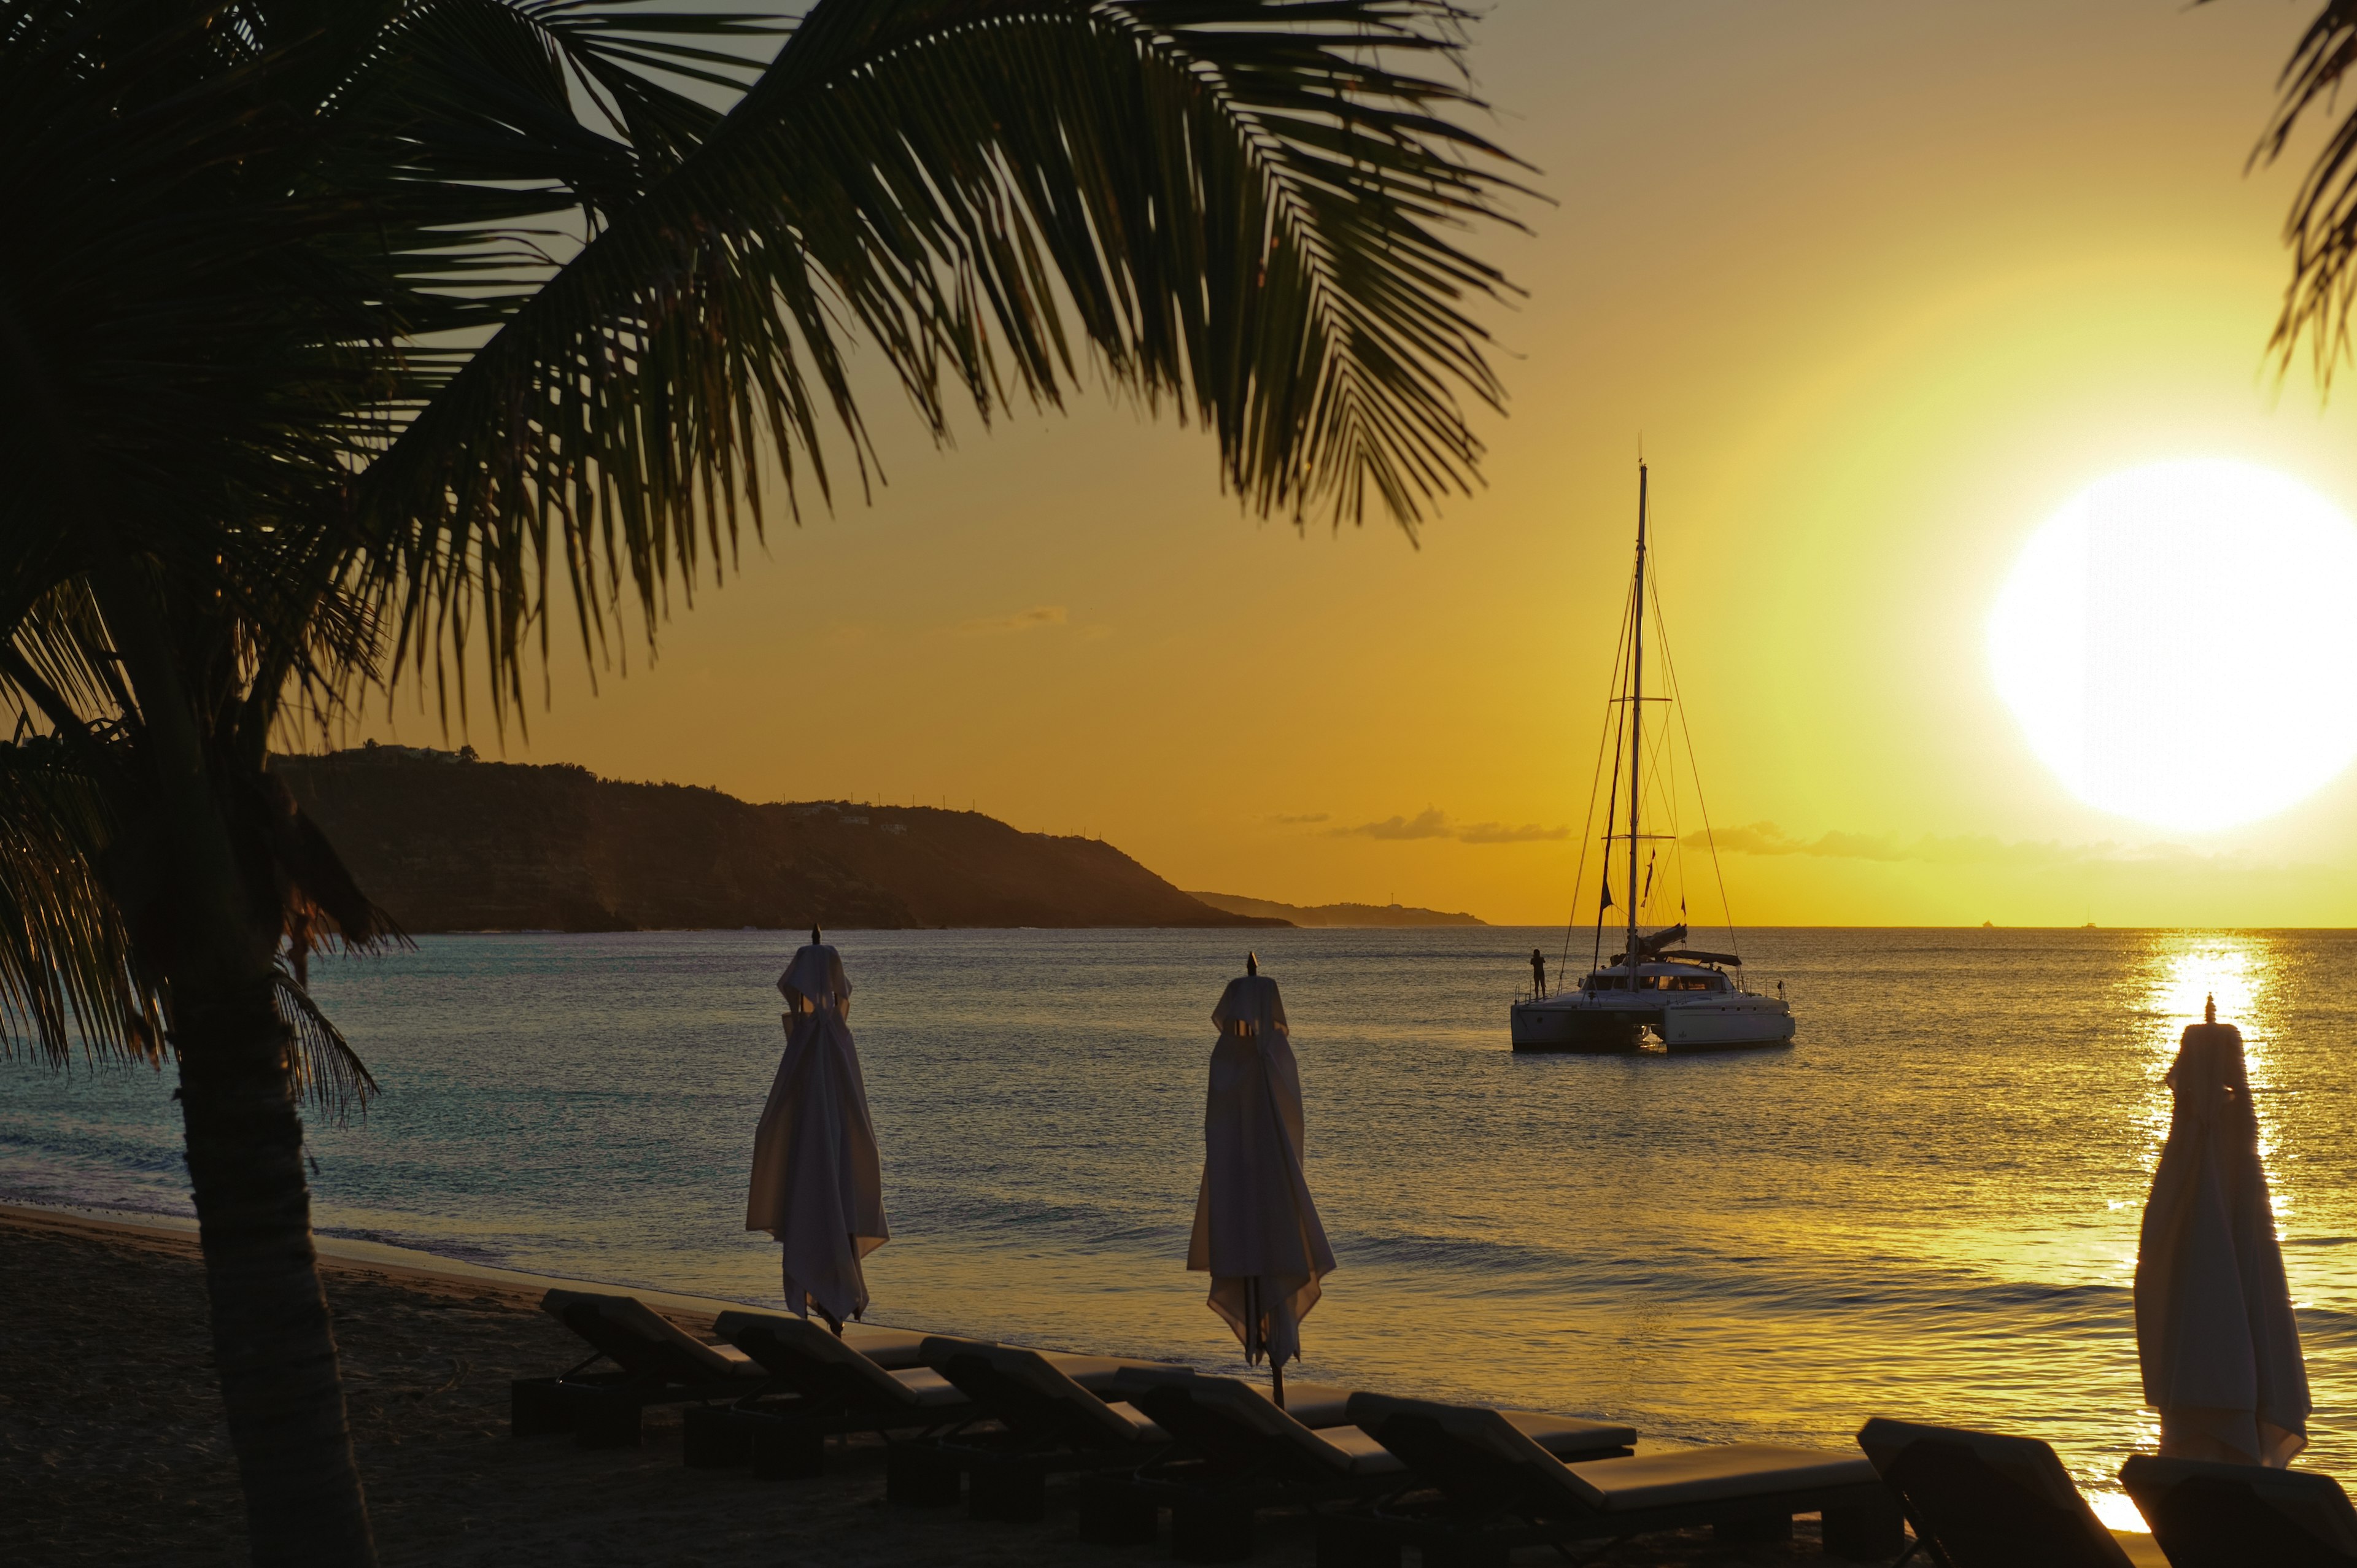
[[1690, 821, 2202, 869], [1336, 808, 1454, 841], [1457, 821, 1573, 844], [1272, 811, 1331, 825], [955, 605, 1067, 635], [1330, 808, 1569, 844]]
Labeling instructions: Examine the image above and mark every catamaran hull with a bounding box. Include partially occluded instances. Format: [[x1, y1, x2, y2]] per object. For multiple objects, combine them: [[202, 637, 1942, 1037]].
[[1510, 997, 1795, 1054], [1510, 1003, 1651, 1052]]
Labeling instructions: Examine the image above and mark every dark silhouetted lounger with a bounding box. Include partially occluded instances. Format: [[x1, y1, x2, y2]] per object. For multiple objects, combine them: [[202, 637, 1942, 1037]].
[[1083, 1367, 1638, 1559], [682, 1308, 975, 1478], [689, 1310, 1178, 1481], [511, 1287, 777, 1448], [894, 1335, 1189, 1521], [1857, 1416, 2133, 1567], [1323, 1393, 1900, 1564], [2121, 1453, 2357, 1567]]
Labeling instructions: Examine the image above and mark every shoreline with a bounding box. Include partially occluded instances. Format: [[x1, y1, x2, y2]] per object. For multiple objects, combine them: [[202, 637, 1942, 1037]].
[[0, 1199, 791, 1326]]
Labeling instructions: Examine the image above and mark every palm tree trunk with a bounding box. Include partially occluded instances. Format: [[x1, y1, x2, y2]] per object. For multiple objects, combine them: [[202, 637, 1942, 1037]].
[[92, 568, 378, 1566], [176, 967, 377, 1567]]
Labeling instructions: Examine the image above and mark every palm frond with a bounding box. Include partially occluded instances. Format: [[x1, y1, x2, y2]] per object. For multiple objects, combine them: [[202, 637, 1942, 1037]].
[[0, 736, 162, 1069], [347, 0, 1527, 721], [2233, 0, 2357, 376], [273, 962, 380, 1124]]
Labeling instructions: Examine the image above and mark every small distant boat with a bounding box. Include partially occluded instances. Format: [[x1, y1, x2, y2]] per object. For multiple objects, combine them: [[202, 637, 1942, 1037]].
[[1511, 463, 1795, 1055]]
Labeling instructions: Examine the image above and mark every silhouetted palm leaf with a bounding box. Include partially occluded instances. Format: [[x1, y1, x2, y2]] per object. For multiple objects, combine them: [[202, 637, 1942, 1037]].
[[0, 736, 160, 1068], [349, 0, 1525, 717], [274, 964, 382, 1123], [2229, 0, 2357, 373]]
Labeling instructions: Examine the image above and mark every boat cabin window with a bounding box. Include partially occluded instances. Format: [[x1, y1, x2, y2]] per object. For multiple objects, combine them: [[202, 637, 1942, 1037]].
[[1593, 972, 1728, 992], [1586, 971, 1726, 992]]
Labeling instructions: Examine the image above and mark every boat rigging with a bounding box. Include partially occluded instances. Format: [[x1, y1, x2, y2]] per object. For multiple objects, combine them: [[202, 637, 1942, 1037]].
[[1509, 463, 1795, 1054]]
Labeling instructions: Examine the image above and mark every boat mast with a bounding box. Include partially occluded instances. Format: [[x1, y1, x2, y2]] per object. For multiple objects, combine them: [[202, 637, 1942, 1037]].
[[1627, 463, 1647, 976]]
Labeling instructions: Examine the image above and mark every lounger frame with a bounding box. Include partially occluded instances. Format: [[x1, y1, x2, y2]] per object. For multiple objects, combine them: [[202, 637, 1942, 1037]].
[[1087, 1462, 1414, 1563], [1085, 1377, 1400, 1564], [2119, 1453, 2357, 1568], [1312, 1473, 1904, 1567], [1320, 1397, 1902, 1567], [511, 1290, 773, 1449], [1857, 1417, 2134, 1568], [683, 1310, 983, 1480], [889, 1337, 1172, 1522], [1087, 1371, 1640, 1564]]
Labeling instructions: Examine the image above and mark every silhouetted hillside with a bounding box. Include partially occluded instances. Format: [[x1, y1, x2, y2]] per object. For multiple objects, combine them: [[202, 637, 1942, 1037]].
[[277, 747, 1285, 933], [1188, 890, 1486, 927]]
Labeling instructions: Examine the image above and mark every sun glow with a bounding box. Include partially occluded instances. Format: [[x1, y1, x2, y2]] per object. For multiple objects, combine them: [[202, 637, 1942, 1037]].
[[1988, 460, 2357, 831]]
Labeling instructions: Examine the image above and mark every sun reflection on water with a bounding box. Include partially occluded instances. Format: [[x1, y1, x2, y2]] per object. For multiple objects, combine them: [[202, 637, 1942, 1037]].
[[2142, 940, 2269, 1042], [2132, 936, 2283, 1157]]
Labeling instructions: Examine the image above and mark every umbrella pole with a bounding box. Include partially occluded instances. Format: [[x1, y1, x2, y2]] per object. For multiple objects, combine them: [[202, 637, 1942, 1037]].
[[1250, 1276, 1285, 1409]]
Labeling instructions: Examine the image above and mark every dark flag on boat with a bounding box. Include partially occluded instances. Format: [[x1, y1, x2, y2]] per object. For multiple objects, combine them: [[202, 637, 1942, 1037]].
[[1600, 875, 1614, 913], [1642, 851, 1655, 902]]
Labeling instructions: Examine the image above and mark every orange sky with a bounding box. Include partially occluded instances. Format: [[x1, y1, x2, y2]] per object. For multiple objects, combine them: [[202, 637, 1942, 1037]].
[[344, 1, 2357, 927]]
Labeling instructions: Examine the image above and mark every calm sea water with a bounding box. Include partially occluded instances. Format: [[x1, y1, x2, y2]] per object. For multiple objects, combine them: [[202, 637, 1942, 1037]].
[[4, 927, 2354, 1522]]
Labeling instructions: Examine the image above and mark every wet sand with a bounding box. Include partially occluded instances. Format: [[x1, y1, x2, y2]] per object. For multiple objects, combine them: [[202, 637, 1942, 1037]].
[[0, 1207, 2144, 1566]]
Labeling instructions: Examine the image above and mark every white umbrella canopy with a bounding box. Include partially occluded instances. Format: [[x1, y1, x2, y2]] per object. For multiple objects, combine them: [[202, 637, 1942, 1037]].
[[2135, 998, 2311, 1467], [1188, 954, 1336, 1399], [746, 930, 888, 1329]]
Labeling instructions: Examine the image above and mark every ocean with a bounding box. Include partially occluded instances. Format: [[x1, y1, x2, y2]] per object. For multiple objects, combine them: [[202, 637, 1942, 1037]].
[[4, 925, 2353, 1525]]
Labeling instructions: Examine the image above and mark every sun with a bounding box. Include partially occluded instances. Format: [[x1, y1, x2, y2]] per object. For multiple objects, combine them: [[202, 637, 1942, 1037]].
[[1988, 459, 2357, 832]]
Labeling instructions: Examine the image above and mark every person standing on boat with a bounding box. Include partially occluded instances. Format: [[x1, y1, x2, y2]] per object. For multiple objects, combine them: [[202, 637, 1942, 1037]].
[[1530, 948, 1548, 999]]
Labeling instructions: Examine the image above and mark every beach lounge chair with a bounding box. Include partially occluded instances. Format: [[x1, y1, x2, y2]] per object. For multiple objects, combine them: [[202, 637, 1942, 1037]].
[[1856, 1416, 2133, 1567], [684, 1308, 976, 1478], [1318, 1392, 1902, 1566], [892, 1335, 1180, 1522], [2120, 1453, 2357, 1567], [1082, 1367, 1639, 1562], [511, 1288, 776, 1448]]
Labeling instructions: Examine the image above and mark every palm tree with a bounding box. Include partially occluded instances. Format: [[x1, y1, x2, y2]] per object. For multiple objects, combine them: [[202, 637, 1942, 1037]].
[[2234, 2, 2357, 373], [1, 1, 1521, 1562]]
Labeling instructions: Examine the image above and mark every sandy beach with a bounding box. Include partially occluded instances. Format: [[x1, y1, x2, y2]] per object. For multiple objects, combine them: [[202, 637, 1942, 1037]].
[[0, 1206, 1981, 1568]]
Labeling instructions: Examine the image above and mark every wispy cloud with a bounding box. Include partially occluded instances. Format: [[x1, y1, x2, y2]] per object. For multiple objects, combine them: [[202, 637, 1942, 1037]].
[[1331, 808, 1569, 845], [1272, 811, 1331, 825], [956, 604, 1067, 635], [1691, 821, 2202, 868], [1458, 821, 1572, 844], [1337, 808, 1453, 841]]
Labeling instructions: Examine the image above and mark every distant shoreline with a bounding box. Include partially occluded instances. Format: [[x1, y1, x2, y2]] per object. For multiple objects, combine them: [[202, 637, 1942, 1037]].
[[1188, 890, 1486, 927], [298, 921, 2357, 935]]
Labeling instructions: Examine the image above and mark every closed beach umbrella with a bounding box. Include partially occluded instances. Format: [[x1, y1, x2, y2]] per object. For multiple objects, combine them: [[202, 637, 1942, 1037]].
[[746, 929, 888, 1329], [1188, 954, 1336, 1403], [2135, 997, 2310, 1466]]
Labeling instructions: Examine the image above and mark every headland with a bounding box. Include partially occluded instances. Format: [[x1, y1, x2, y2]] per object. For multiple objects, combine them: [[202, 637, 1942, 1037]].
[[277, 747, 1288, 934]]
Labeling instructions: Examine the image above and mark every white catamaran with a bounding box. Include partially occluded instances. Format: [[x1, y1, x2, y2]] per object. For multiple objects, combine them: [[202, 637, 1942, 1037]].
[[1510, 464, 1795, 1054]]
